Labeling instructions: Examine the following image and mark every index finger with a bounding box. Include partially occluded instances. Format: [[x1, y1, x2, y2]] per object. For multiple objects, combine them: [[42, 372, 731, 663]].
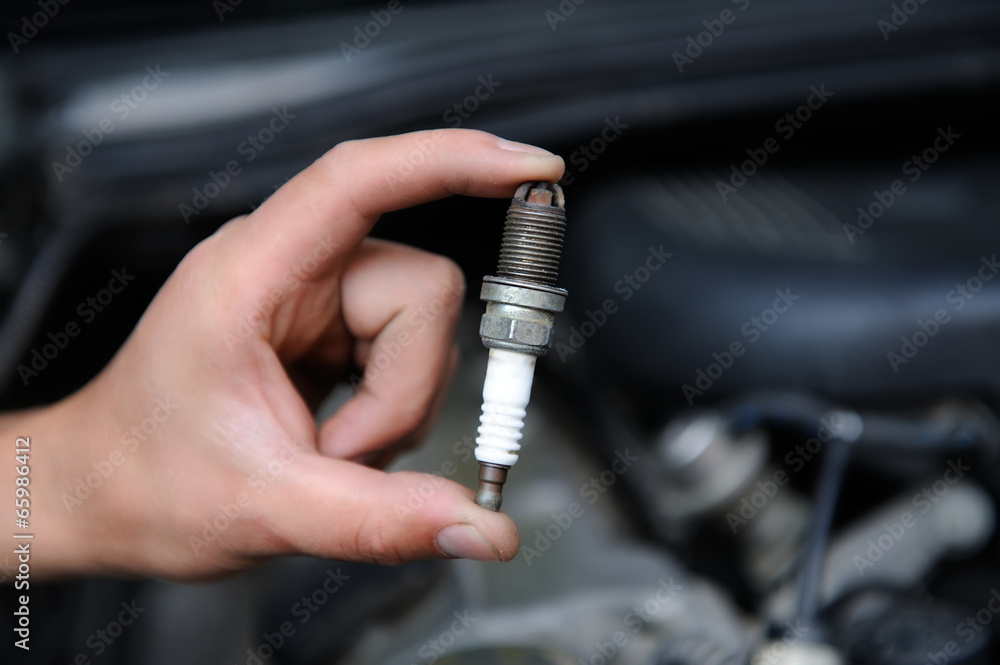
[[227, 129, 565, 291]]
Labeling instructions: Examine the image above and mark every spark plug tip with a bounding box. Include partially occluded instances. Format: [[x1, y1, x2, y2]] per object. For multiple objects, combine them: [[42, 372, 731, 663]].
[[475, 463, 509, 512]]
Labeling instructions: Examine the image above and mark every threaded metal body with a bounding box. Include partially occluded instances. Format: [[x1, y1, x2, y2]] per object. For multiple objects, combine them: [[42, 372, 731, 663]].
[[496, 198, 567, 287]]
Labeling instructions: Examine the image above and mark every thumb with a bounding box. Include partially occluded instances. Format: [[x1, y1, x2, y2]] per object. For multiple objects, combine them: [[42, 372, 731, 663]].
[[269, 455, 519, 563]]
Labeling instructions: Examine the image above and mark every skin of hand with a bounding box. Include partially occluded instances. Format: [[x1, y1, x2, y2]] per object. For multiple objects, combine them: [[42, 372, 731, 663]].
[[0, 129, 564, 581]]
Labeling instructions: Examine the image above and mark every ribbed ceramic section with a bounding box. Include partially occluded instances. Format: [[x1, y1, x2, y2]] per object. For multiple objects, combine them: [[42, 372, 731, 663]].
[[475, 401, 526, 466]]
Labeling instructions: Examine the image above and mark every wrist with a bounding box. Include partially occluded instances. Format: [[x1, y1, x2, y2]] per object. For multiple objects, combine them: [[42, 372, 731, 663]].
[[0, 389, 123, 579]]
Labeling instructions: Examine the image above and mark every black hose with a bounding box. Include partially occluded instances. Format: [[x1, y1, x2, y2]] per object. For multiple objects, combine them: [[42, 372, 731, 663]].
[[794, 413, 858, 637]]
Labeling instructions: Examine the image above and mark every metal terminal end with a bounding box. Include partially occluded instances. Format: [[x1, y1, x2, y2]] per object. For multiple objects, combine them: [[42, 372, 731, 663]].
[[475, 462, 509, 512]]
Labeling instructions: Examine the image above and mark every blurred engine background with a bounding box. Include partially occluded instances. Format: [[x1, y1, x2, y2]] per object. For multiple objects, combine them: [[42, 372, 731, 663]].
[[3, 0, 1000, 663]]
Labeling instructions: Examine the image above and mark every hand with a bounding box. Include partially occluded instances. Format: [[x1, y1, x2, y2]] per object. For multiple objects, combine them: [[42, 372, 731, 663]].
[[7, 129, 564, 580]]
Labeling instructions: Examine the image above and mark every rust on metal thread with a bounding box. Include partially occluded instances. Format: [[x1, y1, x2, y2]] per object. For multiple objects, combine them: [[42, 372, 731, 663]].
[[496, 182, 567, 287]]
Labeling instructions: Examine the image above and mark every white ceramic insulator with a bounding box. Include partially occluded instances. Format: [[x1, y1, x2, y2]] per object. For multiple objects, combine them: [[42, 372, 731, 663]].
[[475, 348, 537, 467]]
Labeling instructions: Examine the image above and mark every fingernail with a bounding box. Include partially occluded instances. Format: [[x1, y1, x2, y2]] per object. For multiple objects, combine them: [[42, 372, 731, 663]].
[[497, 139, 554, 156], [435, 524, 501, 561]]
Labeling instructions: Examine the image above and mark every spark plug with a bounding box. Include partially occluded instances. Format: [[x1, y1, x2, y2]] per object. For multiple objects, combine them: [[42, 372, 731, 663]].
[[474, 182, 568, 511]]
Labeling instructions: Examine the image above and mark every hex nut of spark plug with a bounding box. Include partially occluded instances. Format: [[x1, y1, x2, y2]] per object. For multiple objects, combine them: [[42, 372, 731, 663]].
[[478, 279, 564, 356], [479, 313, 554, 354]]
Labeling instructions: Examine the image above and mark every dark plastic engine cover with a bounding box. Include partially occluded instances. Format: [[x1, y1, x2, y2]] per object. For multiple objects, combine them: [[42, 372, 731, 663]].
[[560, 159, 1000, 406]]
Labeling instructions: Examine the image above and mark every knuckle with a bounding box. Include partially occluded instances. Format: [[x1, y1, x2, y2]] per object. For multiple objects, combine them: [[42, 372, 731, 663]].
[[422, 254, 465, 301], [316, 140, 361, 177], [355, 516, 404, 565]]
